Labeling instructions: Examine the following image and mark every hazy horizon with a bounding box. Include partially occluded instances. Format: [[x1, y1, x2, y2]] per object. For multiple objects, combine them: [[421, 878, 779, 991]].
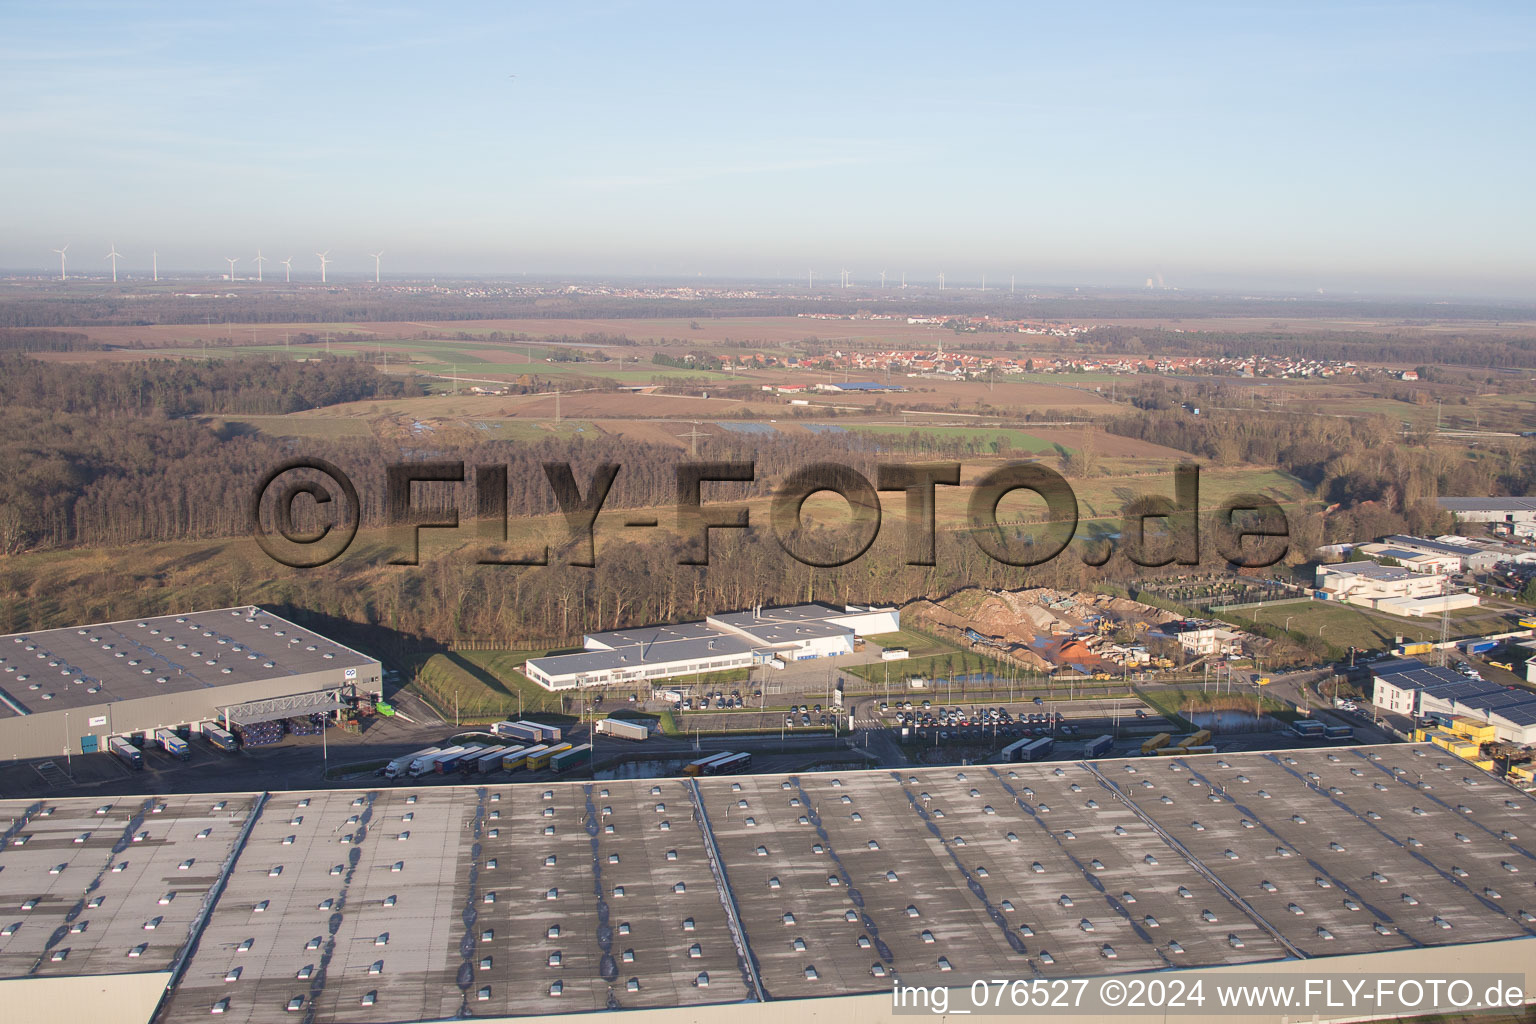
[[4, 2, 1533, 298]]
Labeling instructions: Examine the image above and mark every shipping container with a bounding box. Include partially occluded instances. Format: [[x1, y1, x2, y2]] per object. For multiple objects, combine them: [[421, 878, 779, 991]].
[[1083, 734, 1114, 758], [1140, 733, 1172, 756], [527, 743, 572, 771], [550, 743, 593, 773], [201, 723, 239, 752], [154, 729, 190, 760], [594, 718, 650, 742], [108, 736, 142, 770], [1178, 729, 1212, 748]]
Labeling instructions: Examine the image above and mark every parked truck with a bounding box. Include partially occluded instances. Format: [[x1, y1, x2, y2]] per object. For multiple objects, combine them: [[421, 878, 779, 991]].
[[595, 718, 649, 742], [503, 744, 547, 772], [410, 746, 458, 777], [201, 722, 239, 753], [154, 728, 190, 760], [383, 746, 437, 779], [1083, 734, 1114, 758], [550, 743, 593, 773], [527, 743, 572, 771], [435, 744, 484, 773], [493, 720, 562, 744], [469, 746, 510, 774], [108, 736, 142, 770], [1140, 733, 1172, 756], [1020, 736, 1055, 762]]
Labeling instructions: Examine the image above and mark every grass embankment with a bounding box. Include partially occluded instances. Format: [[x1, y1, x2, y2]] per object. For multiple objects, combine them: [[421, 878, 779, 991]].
[[410, 649, 570, 721], [1135, 686, 1290, 735]]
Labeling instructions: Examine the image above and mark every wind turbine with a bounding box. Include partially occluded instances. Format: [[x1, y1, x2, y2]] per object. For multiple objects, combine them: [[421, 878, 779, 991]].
[[52, 245, 69, 281], [369, 251, 383, 284], [225, 256, 239, 282], [281, 257, 293, 283], [880, 270, 886, 289], [316, 251, 331, 283], [938, 271, 945, 290], [105, 243, 122, 283], [253, 251, 267, 283], [152, 250, 159, 283]]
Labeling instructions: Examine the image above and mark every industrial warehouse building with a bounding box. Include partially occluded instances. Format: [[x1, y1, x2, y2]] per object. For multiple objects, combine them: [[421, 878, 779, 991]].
[[1372, 658, 1536, 745], [0, 607, 381, 762], [1, 744, 1532, 1024], [1437, 496, 1536, 525], [1313, 561, 1480, 615], [521, 604, 899, 691]]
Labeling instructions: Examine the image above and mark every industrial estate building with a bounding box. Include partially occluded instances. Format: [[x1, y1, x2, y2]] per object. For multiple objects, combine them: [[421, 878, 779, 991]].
[[521, 604, 900, 691], [1, 744, 1532, 1024], [0, 607, 381, 762], [1437, 496, 1536, 525], [1315, 561, 1444, 604], [1372, 658, 1536, 744]]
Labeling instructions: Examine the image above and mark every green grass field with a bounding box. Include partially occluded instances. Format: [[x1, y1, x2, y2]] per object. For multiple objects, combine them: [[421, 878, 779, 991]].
[[1225, 599, 1520, 656], [845, 425, 1058, 454], [468, 419, 596, 441], [864, 629, 954, 656], [207, 414, 374, 439]]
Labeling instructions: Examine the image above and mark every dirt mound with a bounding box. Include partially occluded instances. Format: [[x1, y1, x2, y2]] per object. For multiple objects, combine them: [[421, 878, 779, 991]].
[[906, 585, 1179, 645]]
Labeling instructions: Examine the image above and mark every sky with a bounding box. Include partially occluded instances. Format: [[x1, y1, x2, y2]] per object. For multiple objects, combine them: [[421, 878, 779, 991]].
[[3, 1, 1534, 296]]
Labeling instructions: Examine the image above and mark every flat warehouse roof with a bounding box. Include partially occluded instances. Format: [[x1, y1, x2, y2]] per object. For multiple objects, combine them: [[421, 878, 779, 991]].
[[585, 622, 727, 649], [1438, 498, 1536, 512], [528, 635, 755, 679], [9, 744, 1536, 1024], [1321, 562, 1433, 582], [709, 603, 857, 628], [157, 783, 752, 1023], [0, 607, 377, 719], [0, 793, 259, 979]]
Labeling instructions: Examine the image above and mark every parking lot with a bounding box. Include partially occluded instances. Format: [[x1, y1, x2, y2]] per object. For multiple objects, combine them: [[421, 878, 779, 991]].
[[879, 697, 1173, 743]]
